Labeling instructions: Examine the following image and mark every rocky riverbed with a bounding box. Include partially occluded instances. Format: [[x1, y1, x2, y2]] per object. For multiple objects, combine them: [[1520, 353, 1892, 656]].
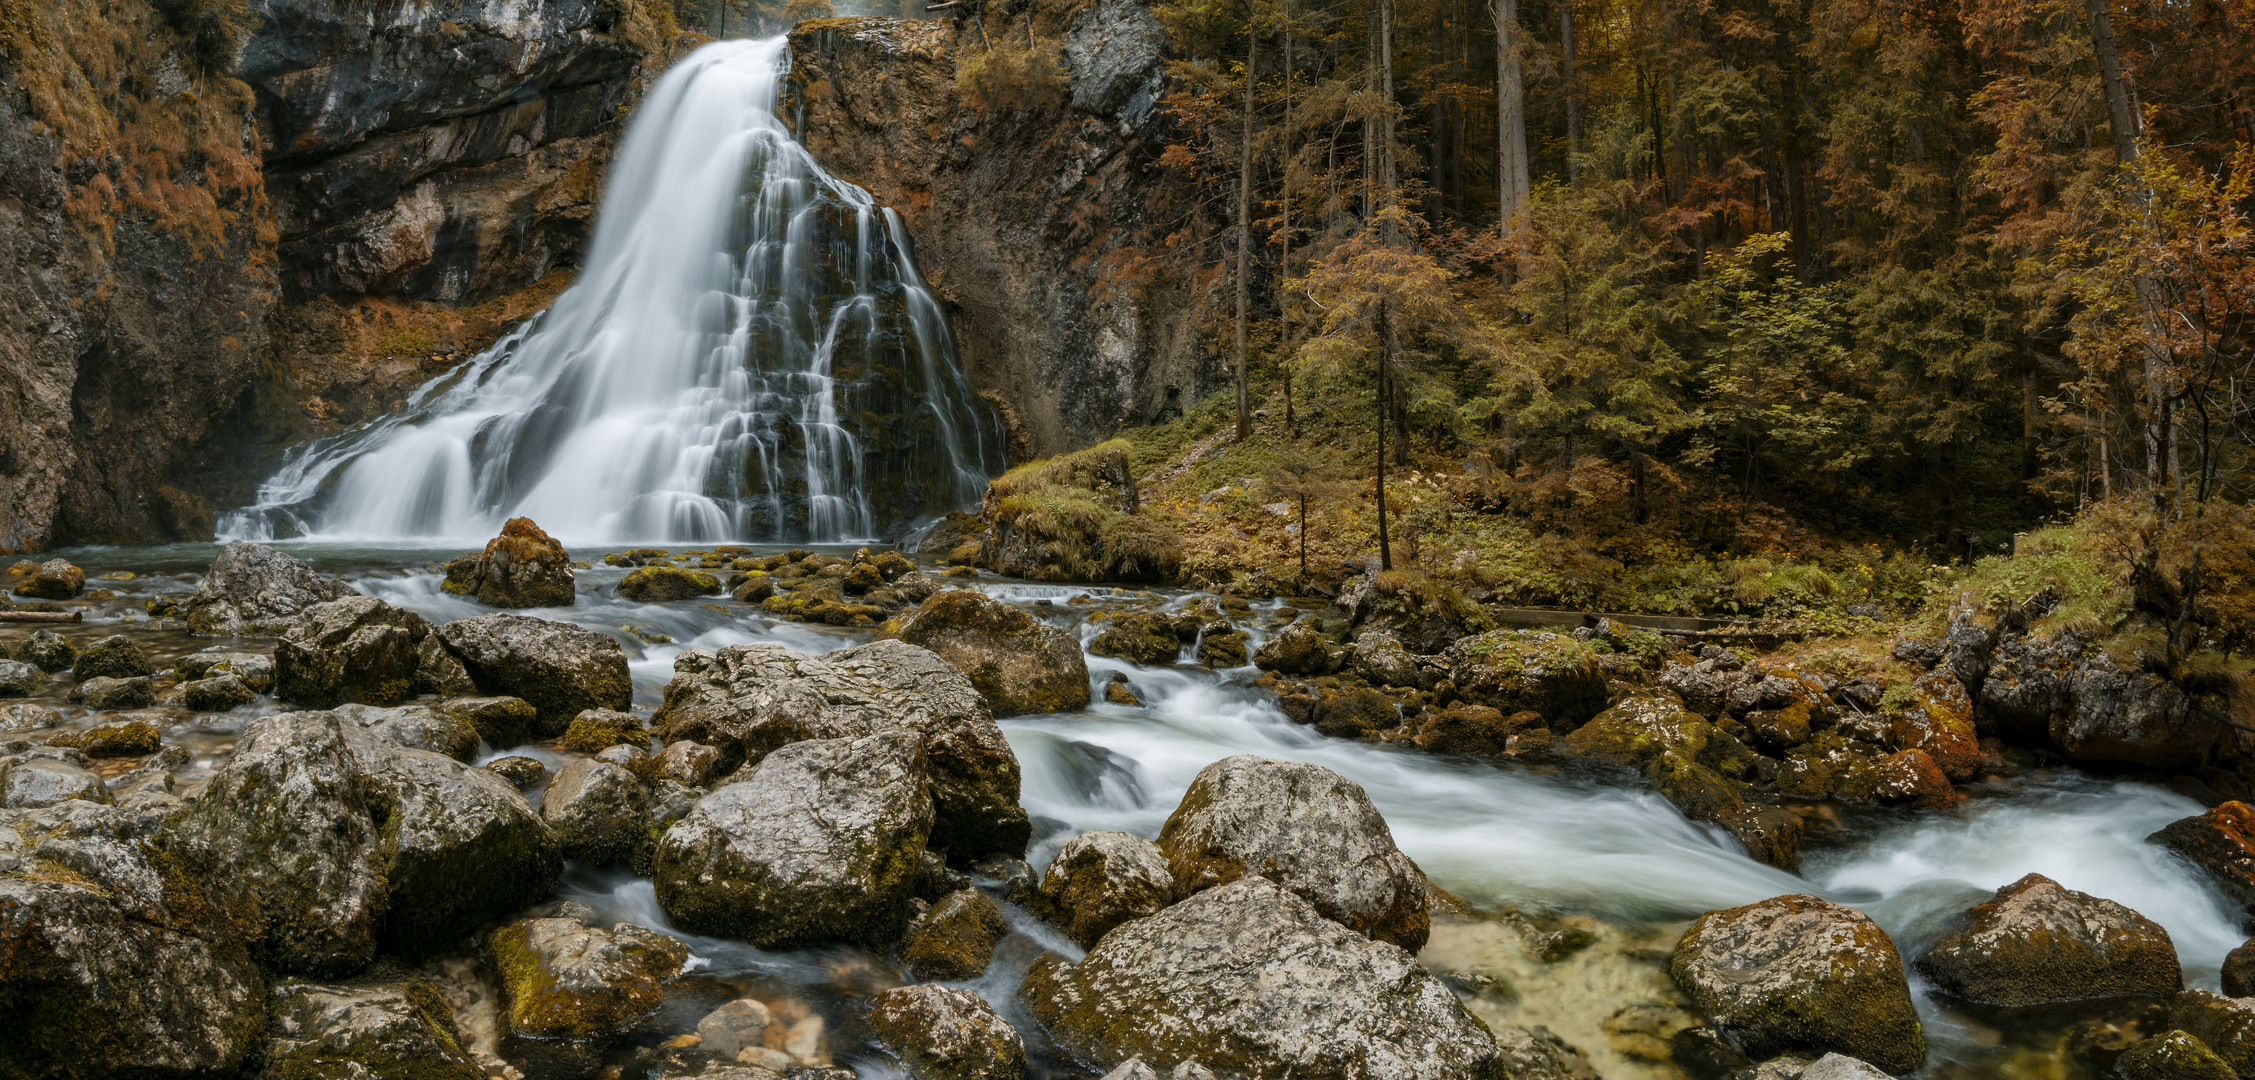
[[1, 531, 2249, 1079]]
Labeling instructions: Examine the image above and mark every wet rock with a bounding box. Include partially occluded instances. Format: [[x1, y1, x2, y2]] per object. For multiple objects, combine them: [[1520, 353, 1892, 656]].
[[695, 997, 772, 1060], [1090, 612, 1189, 666], [13, 558, 84, 599], [867, 984, 1027, 1080], [1413, 703, 1533, 755], [184, 673, 257, 711], [1670, 895, 1924, 1072], [1252, 621, 1345, 675], [561, 707, 651, 753], [73, 634, 151, 681], [2225, 938, 2255, 997], [11, 628, 75, 672], [487, 755, 546, 787], [493, 916, 690, 1074], [654, 730, 933, 948], [1884, 669, 1982, 782], [69, 675, 156, 711], [651, 739, 723, 786], [275, 595, 447, 708], [182, 541, 360, 636], [437, 613, 634, 733], [881, 590, 1090, 717], [345, 704, 481, 762], [901, 887, 1010, 980], [415, 635, 479, 696], [1104, 679, 1141, 706], [1033, 830, 1179, 948], [263, 980, 480, 1080], [1099, 1061, 1221, 1080], [0, 658, 41, 695], [1563, 690, 1711, 767], [442, 695, 539, 749], [1195, 626, 1248, 669], [0, 702, 63, 734], [1156, 755, 1428, 951], [1445, 631, 1608, 729], [1309, 685, 1401, 740], [1351, 630, 1423, 687], [178, 649, 275, 693], [2056, 649, 2213, 769], [1976, 631, 2079, 743], [442, 517, 576, 608], [2116, 1030, 2238, 1080], [1022, 876, 1502, 1079], [2169, 991, 2255, 1076], [2150, 802, 2255, 924], [618, 565, 723, 602], [731, 571, 777, 603], [543, 757, 652, 867], [0, 799, 263, 1076], [1915, 872, 2180, 1008], [180, 710, 560, 974], [653, 639, 1027, 860], [68, 717, 161, 756], [1872, 749, 1959, 808], [0, 754, 110, 807]]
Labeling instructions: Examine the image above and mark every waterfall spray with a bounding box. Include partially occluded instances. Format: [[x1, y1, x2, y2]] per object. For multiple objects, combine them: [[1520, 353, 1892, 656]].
[[223, 37, 1002, 545]]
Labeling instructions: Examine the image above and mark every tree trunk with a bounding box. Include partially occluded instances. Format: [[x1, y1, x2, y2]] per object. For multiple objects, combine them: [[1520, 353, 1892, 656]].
[[1487, 0, 1528, 228], [1376, 300, 1396, 572], [1281, 30, 1296, 430], [1560, 0, 1578, 184], [1234, 31, 1258, 442], [2084, 0, 2173, 500]]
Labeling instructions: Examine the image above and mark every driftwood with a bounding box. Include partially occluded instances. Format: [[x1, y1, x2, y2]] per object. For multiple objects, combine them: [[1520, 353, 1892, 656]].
[[0, 610, 81, 623]]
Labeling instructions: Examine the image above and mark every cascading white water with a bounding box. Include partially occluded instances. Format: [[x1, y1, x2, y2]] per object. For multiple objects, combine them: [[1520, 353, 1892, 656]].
[[222, 37, 1002, 546]]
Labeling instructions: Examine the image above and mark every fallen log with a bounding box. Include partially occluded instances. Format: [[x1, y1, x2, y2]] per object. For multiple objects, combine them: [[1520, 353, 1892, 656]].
[[0, 610, 82, 623]]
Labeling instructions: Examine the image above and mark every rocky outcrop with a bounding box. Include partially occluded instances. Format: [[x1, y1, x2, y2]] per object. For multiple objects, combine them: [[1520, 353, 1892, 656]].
[[1021, 876, 1503, 1079], [1915, 872, 2181, 1008], [1033, 829, 1180, 948], [867, 984, 1027, 1080], [881, 589, 1090, 717], [1670, 895, 1924, 1073], [442, 517, 577, 607], [1445, 631, 1609, 728]]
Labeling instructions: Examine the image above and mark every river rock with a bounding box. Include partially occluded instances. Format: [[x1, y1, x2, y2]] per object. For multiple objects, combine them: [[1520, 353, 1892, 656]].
[[653, 730, 933, 947], [618, 565, 723, 602], [488, 755, 546, 787], [263, 981, 481, 1080], [437, 613, 634, 732], [1445, 630, 1609, 729], [0, 799, 263, 1076], [1100, 1062, 1222, 1080], [345, 703, 482, 762], [180, 709, 559, 974], [544, 757, 652, 867], [1670, 895, 1924, 1072], [13, 557, 84, 599], [1196, 626, 1249, 668], [0, 754, 110, 807], [1090, 612, 1190, 666], [73, 634, 150, 681], [69, 675, 155, 711], [867, 984, 1027, 1080], [1887, 669, 1982, 782], [275, 595, 454, 708], [1915, 872, 2180, 1008], [880, 589, 1090, 717], [1252, 620, 1344, 675], [71, 717, 161, 756], [11, 627, 76, 672], [653, 639, 1027, 860], [442, 517, 576, 608], [1157, 755, 1428, 950], [2226, 939, 2255, 997], [1022, 875, 1502, 1078], [183, 673, 257, 711], [2116, 1030, 2238, 1080], [0, 658, 40, 696], [562, 707, 651, 753], [651, 738, 724, 786], [900, 887, 1010, 980], [177, 648, 275, 692], [492, 915, 689, 1072], [1351, 630, 1424, 688], [1034, 829, 1180, 947], [439, 695, 537, 749], [695, 998, 772, 1060], [2150, 801, 2255, 923], [182, 541, 361, 635], [2170, 991, 2255, 1076]]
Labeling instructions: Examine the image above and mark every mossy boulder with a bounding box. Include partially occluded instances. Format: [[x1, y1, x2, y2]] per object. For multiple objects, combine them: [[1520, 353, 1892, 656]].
[[1157, 755, 1428, 951], [1562, 691, 1712, 767], [1308, 686, 1400, 740], [13, 558, 84, 599], [867, 984, 1027, 1080], [435, 613, 633, 733], [2167, 991, 2255, 1076], [1088, 612, 1190, 666], [1670, 895, 1924, 1072], [618, 565, 722, 603], [487, 756, 546, 787], [346, 704, 481, 762], [1412, 703, 1535, 756], [275, 596, 455, 708], [12, 628, 76, 672], [440, 696, 538, 749], [73, 718, 162, 757], [72, 634, 151, 681], [1444, 631, 1608, 729], [1252, 621, 1345, 675], [900, 887, 1010, 980], [561, 708, 650, 753], [182, 541, 360, 636], [68, 676, 156, 711], [881, 590, 1090, 717], [1882, 669, 1982, 782], [1915, 872, 2180, 1009], [653, 730, 932, 948], [542, 758, 652, 867], [492, 915, 689, 1077], [1033, 830, 1180, 948], [2116, 1031, 2238, 1080], [2149, 802, 2255, 925], [983, 479, 1183, 584], [262, 980, 480, 1080], [731, 571, 776, 603], [441, 517, 575, 608], [184, 673, 258, 712], [1196, 626, 1249, 668]]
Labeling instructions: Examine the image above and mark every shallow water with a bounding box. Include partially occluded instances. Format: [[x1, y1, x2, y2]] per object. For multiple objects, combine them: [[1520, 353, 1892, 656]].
[[11, 540, 2243, 1078]]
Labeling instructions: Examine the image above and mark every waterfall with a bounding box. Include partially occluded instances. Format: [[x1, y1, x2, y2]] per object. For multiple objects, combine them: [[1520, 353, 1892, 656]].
[[221, 37, 1003, 546]]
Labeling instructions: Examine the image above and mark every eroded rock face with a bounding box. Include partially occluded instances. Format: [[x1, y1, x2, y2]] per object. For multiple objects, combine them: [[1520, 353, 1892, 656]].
[[653, 730, 933, 948], [1670, 895, 1924, 1073], [183, 542, 361, 636], [0, 800, 264, 1077], [654, 639, 1027, 860], [1915, 873, 2181, 1008], [1021, 876, 1501, 1079], [436, 613, 633, 732], [866, 984, 1027, 1080], [1034, 830, 1180, 948], [881, 590, 1090, 717], [443, 517, 576, 608], [264, 981, 482, 1080]]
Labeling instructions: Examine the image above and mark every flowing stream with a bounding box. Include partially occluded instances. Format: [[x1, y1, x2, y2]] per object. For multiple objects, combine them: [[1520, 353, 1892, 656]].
[[221, 38, 1001, 547]]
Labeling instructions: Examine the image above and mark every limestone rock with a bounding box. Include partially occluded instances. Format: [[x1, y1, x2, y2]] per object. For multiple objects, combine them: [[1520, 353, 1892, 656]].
[[177, 649, 274, 692], [900, 887, 1010, 980], [487, 756, 546, 787], [1670, 895, 1924, 1072], [1351, 630, 1423, 688], [441, 695, 539, 749], [275, 595, 449, 708], [1196, 627, 1248, 669], [1252, 621, 1344, 675], [11, 628, 76, 672], [1033, 829, 1180, 948], [442, 517, 576, 608], [618, 565, 723, 602], [1090, 612, 1190, 666], [182, 541, 360, 636], [184, 673, 257, 712], [1021, 876, 1502, 1079], [0, 755, 110, 808], [543, 757, 652, 867], [867, 984, 1027, 1080], [653, 730, 933, 948], [437, 613, 633, 732], [1916, 873, 2180, 1008], [650, 739, 724, 786], [561, 707, 650, 753], [695, 998, 772, 1060], [493, 916, 689, 1075], [1157, 755, 1428, 951], [653, 639, 1026, 860], [263, 981, 480, 1080], [880, 589, 1090, 717], [2224, 938, 2255, 997], [1445, 631, 1609, 729], [2170, 991, 2255, 1077], [70, 675, 155, 711], [13, 558, 83, 599], [72, 634, 151, 681], [68, 717, 161, 756]]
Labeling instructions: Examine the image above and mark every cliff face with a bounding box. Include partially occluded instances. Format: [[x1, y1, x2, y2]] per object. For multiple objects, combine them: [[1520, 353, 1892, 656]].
[[786, 2, 1215, 458]]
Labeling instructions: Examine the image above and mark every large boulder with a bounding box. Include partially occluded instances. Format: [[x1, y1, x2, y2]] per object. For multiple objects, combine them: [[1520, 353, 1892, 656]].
[[0, 800, 264, 1077], [1443, 631, 1608, 729], [275, 596, 459, 708], [182, 541, 360, 636], [1156, 755, 1428, 951], [1915, 872, 2180, 1008], [179, 710, 560, 974], [543, 757, 652, 867], [653, 639, 1027, 860], [880, 590, 1090, 717], [653, 730, 933, 948], [618, 565, 723, 602], [1090, 612, 1192, 666], [1252, 621, 1344, 675], [13, 558, 84, 599], [2151, 802, 2255, 923], [262, 981, 481, 1080], [72, 634, 152, 681], [866, 984, 1027, 1080], [2055, 649, 2214, 768], [436, 613, 634, 732], [492, 915, 690, 1075], [1670, 896, 1924, 1073], [1034, 830, 1180, 948], [442, 517, 576, 608], [1021, 876, 1503, 1079]]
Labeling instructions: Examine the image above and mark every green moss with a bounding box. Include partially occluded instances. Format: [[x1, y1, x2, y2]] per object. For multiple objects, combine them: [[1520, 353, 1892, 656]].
[[560, 712, 648, 753], [616, 565, 720, 602]]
